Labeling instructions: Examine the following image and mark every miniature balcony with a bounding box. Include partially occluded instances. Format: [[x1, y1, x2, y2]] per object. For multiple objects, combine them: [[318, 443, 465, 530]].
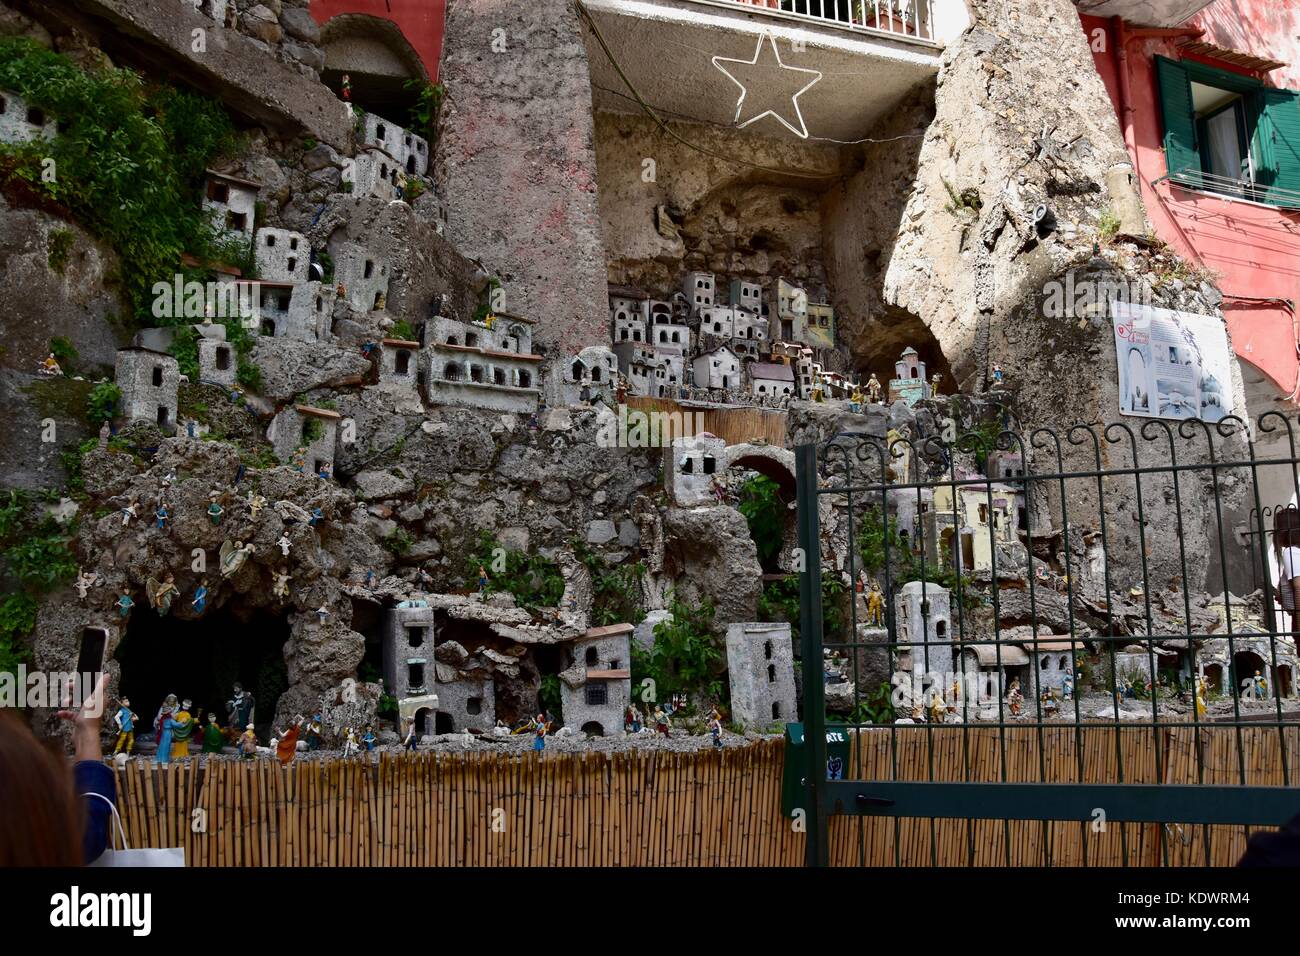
[[580, 0, 970, 141]]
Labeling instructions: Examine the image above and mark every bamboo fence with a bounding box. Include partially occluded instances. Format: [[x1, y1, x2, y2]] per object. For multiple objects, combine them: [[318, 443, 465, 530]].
[[623, 395, 789, 447], [105, 727, 1299, 866]]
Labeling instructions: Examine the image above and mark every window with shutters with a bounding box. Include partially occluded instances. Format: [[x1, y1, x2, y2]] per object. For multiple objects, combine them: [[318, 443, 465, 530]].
[[1156, 56, 1300, 209]]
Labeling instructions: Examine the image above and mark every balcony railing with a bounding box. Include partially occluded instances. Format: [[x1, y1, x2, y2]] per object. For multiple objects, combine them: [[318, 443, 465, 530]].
[[1161, 167, 1300, 212], [724, 0, 937, 43]]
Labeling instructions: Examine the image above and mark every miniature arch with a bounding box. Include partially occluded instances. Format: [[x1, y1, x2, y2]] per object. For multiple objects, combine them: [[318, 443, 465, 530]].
[[319, 14, 431, 118]]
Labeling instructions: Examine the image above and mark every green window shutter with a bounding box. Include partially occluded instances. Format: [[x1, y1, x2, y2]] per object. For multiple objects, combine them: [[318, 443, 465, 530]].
[[1155, 56, 1199, 185], [1257, 88, 1300, 209]]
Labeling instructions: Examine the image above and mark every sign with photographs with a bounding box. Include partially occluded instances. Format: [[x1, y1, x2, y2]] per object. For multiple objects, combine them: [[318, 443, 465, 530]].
[[1112, 301, 1233, 422]]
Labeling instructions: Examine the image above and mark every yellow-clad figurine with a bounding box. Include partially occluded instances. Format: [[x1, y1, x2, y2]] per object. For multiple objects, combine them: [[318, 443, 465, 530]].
[[1195, 675, 1208, 719]]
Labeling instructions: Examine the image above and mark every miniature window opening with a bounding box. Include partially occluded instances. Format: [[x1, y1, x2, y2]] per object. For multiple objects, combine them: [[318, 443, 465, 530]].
[[287, 257, 297, 274], [363, 260, 375, 279], [208, 181, 229, 203], [465, 332, 478, 347], [610, 659, 620, 670], [585, 683, 608, 706], [470, 365, 484, 384], [152, 366, 164, 387], [620, 329, 629, 341], [406, 156, 416, 175], [466, 697, 482, 715], [581, 721, 604, 736], [261, 319, 276, 336], [681, 456, 694, 475], [702, 456, 716, 475], [767, 664, 776, 684], [444, 362, 463, 381], [1060, 656, 1069, 670], [936, 620, 947, 639], [227, 211, 246, 232], [435, 712, 454, 734], [215, 347, 231, 371], [375, 124, 386, 142], [395, 350, 411, 375], [591, 366, 602, 383], [445, 335, 459, 346], [408, 662, 424, 688], [316, 296, 323, 312], [771, 701, 781, 720], [571, 360, 584, 380], [313, 459, 326, 474], [372, 292, 383, 310], [585, 647, 598, 667], [492, 367, 506, 386], [0, 95, 7, 114], [407, 627, 423, 649], [1041, 655, 1051, 669], [277, 292, 291, 311], [289, 237, 299, 251], [157, 406, 169, 427], [266, 234, 276, 247], [764, 640, 773, 660], [517, 370, 532, 388]]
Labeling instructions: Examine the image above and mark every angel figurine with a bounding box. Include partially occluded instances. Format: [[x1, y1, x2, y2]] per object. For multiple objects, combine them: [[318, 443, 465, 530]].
[[74, 568, 100, 601], [247, 492, 267, 521], [219, 540, 256, 579], [277, 532, 291, 558], [146, 572, 179, 616], [272, 568, 290, 601]]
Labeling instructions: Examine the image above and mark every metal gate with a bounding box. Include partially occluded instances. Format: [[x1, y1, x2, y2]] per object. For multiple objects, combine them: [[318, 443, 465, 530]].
[[793, 409, 1300, 866]]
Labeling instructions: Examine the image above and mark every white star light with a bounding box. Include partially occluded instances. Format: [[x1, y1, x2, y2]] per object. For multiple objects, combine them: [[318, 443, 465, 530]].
[[712, 31, 823, 140]]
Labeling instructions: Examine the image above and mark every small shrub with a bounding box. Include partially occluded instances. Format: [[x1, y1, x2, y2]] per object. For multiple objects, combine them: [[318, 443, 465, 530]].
[[47, 228, 74, 273], [85, 381, 120, 426]]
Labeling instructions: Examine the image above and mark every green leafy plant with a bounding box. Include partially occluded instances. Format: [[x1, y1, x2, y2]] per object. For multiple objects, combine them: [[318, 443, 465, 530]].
[[467, 532, 565, 612], [737, 474, 785, 572], [405, 80, 445, 144], [388, 319, 415, 341], [574, 541, 644, 626], [840, 681, 895, 725], [632, 593, 722, 702], [49, 335, 77, 369], [85, 381, 120, 427], [302, 416, 324, 444], [539, 674, 563, 724], [0, 38, 241, 326], [1098, 206, 1121, 242], [383, 528, 414, 556]]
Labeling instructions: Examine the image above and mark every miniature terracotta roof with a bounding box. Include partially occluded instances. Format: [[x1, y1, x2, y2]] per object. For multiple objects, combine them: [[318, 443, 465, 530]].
[[381, 338, 421, 348], [586, 669, 631, 680], [1178, 40, 1286, 74], [583, 623, 634, 639], [180, 253, 243, 277], [295, 404, 342, 420], [433, 342, 543, 362], [750, 362, 795, 381], [205, 168, 262, 189]]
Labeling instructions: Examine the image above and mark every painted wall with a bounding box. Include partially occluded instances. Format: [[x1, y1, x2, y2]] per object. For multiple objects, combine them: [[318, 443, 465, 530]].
[[310, 0, 446, 81], [1082, 8, 1300, 398]]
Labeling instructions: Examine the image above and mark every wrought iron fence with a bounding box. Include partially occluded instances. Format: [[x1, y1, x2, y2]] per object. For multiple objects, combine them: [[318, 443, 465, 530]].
[[795, 411, 1300, 866], [720, 0, 938, 43]]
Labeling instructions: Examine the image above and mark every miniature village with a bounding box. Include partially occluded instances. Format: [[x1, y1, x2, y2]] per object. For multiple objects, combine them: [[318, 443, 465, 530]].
[[1, 0, 1298, 774]]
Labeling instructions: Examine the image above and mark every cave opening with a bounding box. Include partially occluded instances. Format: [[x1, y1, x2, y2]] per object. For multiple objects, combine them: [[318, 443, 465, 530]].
[[113, 604, 290, 740]]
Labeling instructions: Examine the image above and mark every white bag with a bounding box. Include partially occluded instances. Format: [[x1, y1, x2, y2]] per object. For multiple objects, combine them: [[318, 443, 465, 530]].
[[82, 792, 185, 868]]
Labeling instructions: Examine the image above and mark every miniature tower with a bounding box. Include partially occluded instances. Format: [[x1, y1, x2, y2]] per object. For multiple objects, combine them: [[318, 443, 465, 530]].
[[559, 623, 633, 737], [894, 581, 952, 684], [115, 347, 179, 429], [726, 622, 797, 729]]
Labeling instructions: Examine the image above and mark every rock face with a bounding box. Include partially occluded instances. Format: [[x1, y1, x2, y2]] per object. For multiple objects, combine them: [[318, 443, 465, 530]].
[[435, 0, 609, 381], [661, 506, 762, 627]]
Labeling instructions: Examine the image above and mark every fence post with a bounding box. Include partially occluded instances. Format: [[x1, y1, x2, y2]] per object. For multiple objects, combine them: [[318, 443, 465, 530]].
[[796, 442, 829, 866]]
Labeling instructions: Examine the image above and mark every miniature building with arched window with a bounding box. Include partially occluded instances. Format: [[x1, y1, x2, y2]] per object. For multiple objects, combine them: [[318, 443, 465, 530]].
[[379, 338, 420, 390], [332, 242, 390, 315], [609, 286, 649, 344], [691, 345, 740, 391], [725, 622, 796, 730], [683, 271, 715, 313], [425, 313, 542, 413], [560, 345, 618, 405], [115, 347, 179, 430], [558, 623, 633, 737], [893, 581, 953, 683], [197, 334, 237, 387], [254, 228, 310, 284], [889, 346, 931, 406], [384, 603, 436, 701]]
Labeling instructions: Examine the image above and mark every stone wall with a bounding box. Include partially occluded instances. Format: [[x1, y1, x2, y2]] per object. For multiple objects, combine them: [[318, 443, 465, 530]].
[[435, 0, 609, 385]]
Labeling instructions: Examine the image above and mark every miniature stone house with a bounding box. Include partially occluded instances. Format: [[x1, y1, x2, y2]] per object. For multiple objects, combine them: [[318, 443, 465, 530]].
[[773, 278, 808, 341], [425, 314, 542, 413], [434, 676, 495, 733], [610, 287, 649, 344], [184, 0, 229, 22], [248, 281, 330, 341], [729, 279, 762, 314], [889, 346, 930, 406], [1026, 636, 1079, 696], [197, 335, 237, 387], [667, 432, 728, 506], [333, 243, 390, 314], [203, 169, 259, 237], [650, 310, 690, 357], [802, 302, 835, 350], [559, 623, 633, 736], [115, 347, 179, 429], [361, 111, 430, 177], [562, 345, 618, 405], [379, 338, 420, 389], [894, 581, 953, 683], [924, 482, 1021, 574], [352, 148, 402, 202], [0, 90, 58, 144], [691, 345, 740, 391], [254, 228, 310, 284], [683, 271, 715, 312], [959, 641, 1032, 706], [749, 362, 795, 400], [383, 604, 437, 701], [726, 622, 797, 729], [699, 305, 735, 339], [732, 307, 768, 345], [269, 404, 340, 473]]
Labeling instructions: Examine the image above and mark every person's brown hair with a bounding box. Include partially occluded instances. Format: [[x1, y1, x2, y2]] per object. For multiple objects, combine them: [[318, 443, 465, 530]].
[[0, 712, 83, 866]]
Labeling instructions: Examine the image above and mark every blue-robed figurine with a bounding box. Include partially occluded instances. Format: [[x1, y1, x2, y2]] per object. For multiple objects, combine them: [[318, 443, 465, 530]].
[[155, 694, 181, 764], [117, 592, 134, 619], [309, 507, 324, 528], [192, 579, 209, 615], [155, 505, 169, 530]]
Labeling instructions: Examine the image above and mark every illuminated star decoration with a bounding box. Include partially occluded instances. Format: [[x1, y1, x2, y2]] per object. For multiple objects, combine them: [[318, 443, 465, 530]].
[[712, 31, 823, 139]]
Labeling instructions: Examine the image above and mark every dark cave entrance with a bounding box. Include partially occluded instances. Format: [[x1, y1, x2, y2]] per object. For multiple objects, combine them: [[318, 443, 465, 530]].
[[112, 604, 290, 740]]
